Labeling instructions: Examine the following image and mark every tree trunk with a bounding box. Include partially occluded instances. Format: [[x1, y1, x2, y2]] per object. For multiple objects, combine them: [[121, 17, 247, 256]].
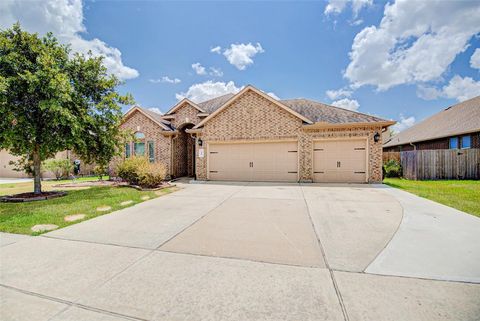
[[33, 147, 42, 194]]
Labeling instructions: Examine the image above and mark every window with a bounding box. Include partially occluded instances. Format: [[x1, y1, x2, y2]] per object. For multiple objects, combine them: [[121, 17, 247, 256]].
[[461, 135, 471, 149], [148, 141, 155, 163], [449, 137, 458, 149], [134, 142, 145, 156], [125, 143, 131, 158], [134, 132, 145, 139]]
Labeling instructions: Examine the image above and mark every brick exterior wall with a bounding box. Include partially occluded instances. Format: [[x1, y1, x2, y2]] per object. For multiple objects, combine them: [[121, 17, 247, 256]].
[[195, 89, 384, 183], [113, 110, 172, 176], [299, 126, 383, 182], [170, 103, 202, 177], [384, 131, 480, 152], [117, 90, 386, 183], [170, 102, 202, 129]]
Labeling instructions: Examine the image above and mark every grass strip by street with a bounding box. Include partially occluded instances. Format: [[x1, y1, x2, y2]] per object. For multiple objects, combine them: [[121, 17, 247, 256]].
[[383, 178, 480, 218], [0, 181, 176, 235]]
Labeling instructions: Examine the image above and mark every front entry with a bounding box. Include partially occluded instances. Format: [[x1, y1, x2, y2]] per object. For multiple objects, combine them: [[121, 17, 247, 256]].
[[208, 141, 298, 182], [173, 123, 195, 177]]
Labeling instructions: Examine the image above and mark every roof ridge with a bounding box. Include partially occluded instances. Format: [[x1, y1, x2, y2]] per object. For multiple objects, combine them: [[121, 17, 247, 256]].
[[282, 98, 388, 122], [197, 93, 235, 105]]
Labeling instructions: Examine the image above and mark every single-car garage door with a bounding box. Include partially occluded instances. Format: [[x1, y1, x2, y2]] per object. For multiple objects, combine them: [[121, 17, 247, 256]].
[[208, 141, 298, 182], [313, 139, 367, 183]]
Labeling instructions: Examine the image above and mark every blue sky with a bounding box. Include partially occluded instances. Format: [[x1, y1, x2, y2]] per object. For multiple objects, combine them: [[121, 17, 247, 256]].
[[1, 0, 479, 132]]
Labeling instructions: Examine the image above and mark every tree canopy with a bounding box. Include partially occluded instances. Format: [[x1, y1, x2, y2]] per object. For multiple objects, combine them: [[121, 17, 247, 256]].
[[0, 23, 133, 194]]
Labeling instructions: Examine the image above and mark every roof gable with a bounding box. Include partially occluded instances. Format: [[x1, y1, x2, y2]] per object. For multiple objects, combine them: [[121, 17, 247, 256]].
[[165, 98, 206, 115], [193, 86, 313, 129], [384, 95, 480, 147], [123, 106, 172, 131]]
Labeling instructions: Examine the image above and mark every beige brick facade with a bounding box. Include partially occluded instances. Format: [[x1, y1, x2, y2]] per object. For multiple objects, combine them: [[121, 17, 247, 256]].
[[114, 111, 172, 176], [194, 90, 384, 183], [118, 88, 386, 183]]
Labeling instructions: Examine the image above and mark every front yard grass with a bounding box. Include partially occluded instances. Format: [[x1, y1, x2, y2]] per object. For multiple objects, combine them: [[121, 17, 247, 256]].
[[0, 176, 109, 196], [383, 178, 480, 218], [0, 182, 175, 235]]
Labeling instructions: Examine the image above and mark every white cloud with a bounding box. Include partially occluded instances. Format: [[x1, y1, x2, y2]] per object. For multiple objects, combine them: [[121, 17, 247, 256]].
[[442, 75, 480, 101], [176, 81, 243, 103], [149, 76, 181, 84], [324, 0, 372, 16], [331, 98, 360, 111], [211, 46, 222, 54], [148, 108, 163, 115], [191, 63, 207, 75], [417, 75, 480, 102], [391, 114, 415, 134], [416, 85, 442, 101], [209, 67, 223, 77], [223, 43, 265, 70], [267, 92, 280, 100], [345, 0, 480, 91], [471, 48, 480, 70], [0, 0, 138, 80], [326, 88, 353, 100]]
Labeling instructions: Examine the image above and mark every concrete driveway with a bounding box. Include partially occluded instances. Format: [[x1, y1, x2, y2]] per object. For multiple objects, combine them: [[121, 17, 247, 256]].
[[1, 182, 479, 321]]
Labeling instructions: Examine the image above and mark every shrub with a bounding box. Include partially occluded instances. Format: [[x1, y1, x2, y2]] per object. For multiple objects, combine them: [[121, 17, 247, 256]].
[[383, 159, 402, 178], [139, 162, 167, 188], [94, 164, 109, 181], [117, 157, 167, 187], [43, 159, 73, 180]]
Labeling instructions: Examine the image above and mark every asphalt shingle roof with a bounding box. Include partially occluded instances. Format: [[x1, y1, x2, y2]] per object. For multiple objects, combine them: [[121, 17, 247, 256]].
[[138, 107, 174, 130], [139, 90, 392, 130], [197, 93, 235, 113], [194, 94, 388, 124], [280, 98, 388, 124], [384, 95, 480, 148]]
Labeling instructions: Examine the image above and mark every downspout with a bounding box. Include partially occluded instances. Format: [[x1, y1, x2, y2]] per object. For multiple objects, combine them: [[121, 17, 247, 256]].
[[409, 142, 416, 150]]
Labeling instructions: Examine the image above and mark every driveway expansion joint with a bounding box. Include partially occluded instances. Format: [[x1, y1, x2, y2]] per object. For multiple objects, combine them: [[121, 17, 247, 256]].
[[362, 188, 405, 272], [0, 284, 146, 321], [300, 184, 350, 321], [155, 183, 249, 250]]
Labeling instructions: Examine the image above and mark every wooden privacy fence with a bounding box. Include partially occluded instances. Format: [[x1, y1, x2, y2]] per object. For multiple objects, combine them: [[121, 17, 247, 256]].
[[396, 149, 480, 180], [383, 152, 401, 163]]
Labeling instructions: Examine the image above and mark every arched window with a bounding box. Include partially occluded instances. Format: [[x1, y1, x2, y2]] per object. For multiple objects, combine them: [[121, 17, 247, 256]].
[[134, 132, 145, 139]]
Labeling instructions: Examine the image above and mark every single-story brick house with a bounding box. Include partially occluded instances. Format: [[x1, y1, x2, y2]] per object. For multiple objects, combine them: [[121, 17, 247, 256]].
[[118, 85, 395, 183], [384, 96, 480, 152]]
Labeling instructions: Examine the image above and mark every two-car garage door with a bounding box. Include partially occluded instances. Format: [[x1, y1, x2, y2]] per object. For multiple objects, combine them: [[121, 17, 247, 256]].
[[208, 141, 298, 182], [206, 139, 368, 183]]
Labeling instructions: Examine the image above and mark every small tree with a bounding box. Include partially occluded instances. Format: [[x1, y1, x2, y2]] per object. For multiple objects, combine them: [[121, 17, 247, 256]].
[[43, 159, 72, 180], [0, 24, 133, 194]]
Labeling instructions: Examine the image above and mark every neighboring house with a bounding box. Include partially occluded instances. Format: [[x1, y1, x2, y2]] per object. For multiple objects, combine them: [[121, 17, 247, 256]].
[[118, 85, 394, 183], [384, 96, 480, 152], [0, 150, 94, 179]]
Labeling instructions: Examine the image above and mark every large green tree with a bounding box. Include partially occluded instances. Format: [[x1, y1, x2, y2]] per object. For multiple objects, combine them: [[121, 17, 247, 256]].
[[0, 23, 133, 194]]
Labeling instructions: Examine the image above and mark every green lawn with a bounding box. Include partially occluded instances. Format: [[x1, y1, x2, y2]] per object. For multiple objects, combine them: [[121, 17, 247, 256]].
[[383, 178, 480, 218], [0, 183, 176, 235]]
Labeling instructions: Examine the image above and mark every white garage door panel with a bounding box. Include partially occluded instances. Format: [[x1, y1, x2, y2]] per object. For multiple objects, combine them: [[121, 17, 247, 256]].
[[208, 141, 298, 182], [313, 139, 367, 183]]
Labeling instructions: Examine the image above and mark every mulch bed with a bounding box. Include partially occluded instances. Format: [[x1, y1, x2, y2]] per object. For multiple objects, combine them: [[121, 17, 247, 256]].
[[1, 191, 67, 203], [121, 182, 174, 191], [53, 179, 174, 191], [52, 180, 122, 188]]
